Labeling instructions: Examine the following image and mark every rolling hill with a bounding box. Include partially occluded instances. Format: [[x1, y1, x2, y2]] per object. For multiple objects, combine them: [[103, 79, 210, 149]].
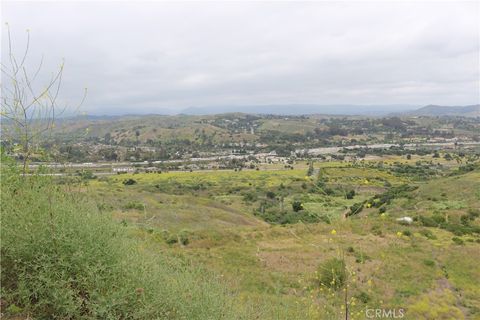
[[394, 104, 480, 118]]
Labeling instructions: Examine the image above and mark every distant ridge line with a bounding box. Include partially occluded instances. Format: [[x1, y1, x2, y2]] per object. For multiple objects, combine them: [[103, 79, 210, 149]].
[[63, 104, 479, 118]]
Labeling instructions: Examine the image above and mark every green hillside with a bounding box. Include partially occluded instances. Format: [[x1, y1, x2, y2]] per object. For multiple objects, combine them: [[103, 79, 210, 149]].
[[71, 159, 479, 319]]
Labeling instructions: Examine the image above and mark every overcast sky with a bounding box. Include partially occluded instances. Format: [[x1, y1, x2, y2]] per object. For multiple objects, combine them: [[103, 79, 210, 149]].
[[2, 1, 479, 115]]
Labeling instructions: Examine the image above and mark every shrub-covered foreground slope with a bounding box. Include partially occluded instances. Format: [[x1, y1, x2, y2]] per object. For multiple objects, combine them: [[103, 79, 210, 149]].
[[0, 163, 249, 319]]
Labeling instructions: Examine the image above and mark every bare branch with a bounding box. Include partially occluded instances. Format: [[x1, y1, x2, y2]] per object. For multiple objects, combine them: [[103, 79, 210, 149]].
[[1, 26, 87, 174]]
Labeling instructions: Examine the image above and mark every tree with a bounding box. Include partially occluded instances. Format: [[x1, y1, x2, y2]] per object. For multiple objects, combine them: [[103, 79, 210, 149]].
[[135, 130, 140, 145], [1, 25, 86, 173]]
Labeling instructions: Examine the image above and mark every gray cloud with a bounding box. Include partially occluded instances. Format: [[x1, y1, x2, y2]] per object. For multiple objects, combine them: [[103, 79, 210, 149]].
[[2, 1, 479, 115]]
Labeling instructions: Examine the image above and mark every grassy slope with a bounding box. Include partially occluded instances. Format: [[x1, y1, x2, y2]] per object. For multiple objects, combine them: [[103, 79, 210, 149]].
[[0, 164, 246, 319], [83, 159, 480, 319], [54, 114, 261, 144], [51, 114, 324, 144]]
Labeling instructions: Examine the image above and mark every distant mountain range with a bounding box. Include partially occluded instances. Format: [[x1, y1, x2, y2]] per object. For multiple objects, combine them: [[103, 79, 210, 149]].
[[391, 104, 479, 118], [179, 104, 418, 116], [76, 104, 479, 118], [180, 104, 479, 117]]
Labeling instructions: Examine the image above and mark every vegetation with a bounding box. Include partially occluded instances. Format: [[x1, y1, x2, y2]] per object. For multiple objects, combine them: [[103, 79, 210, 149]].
[[317, 258, 347, 290], [1, 161, 244, 319], [3, 112, 479, 163]]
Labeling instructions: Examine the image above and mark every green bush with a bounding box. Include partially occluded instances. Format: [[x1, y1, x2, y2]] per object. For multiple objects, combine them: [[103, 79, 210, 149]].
[[346, 189, 355, 199], [1, 163, 239, 319], [122, 178, 137, 185], [402, 230, 412, 237], [166, 234, 179, 245], [419, 229, 437, 240], [178, 229, 190, 246], [355, 291, 370, 303], [419, 216, 438, 227], [317, 258, 346, 290], [266, 191, 276, 199], [423, 259, 435, 267], [452, 237, 464, 245], [292, 201, 304, 212], [348, 201, 365, 216]]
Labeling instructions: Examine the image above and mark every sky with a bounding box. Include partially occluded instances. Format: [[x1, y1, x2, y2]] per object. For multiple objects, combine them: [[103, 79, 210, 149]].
[[1, 1, 479, 115]]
